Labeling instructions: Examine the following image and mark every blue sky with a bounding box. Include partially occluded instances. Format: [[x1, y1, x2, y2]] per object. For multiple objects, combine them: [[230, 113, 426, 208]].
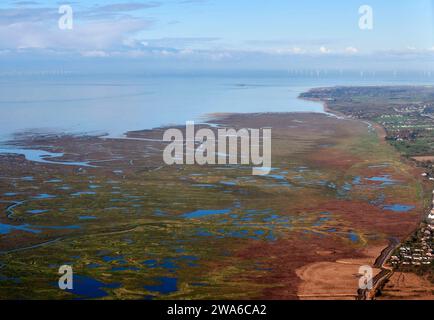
[[1, 0, 434, 71]]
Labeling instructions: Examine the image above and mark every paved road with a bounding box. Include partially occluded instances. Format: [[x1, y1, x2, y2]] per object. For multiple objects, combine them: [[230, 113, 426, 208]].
[[357, 237, 400, 300]]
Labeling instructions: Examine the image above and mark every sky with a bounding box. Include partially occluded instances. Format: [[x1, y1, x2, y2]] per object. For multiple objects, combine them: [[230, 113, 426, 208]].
[[1, 0, 434, 72]]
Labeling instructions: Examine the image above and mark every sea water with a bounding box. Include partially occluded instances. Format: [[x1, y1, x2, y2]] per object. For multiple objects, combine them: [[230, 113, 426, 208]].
[[1, 71, 433, 142]]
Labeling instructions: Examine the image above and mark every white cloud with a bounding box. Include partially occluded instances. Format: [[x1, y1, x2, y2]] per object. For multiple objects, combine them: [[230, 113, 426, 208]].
[[319, 46, 331, 54], [291, 47, 304, 54], [96, 2, 161, 13], [80, 50, 109, 57], [0, 17, 151, 51], [345, 46, 358, 54], [273, 47, 305, 55], [0, 3, 157, 53]]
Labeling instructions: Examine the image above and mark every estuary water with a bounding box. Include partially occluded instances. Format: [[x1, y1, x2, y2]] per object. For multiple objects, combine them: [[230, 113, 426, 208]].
[[0, 71, 433, 142]]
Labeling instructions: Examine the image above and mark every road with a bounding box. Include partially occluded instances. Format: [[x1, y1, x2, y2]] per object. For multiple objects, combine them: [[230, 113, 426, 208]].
[[357, 237, 400, 300]]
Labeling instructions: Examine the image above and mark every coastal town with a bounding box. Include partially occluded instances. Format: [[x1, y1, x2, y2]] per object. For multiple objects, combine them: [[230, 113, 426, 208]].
[[389, 183, 433, 271], [300, 87, 434, 158]]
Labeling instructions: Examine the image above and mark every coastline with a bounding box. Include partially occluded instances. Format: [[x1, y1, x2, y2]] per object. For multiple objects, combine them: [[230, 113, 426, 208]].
[[300, 88, 432, 300], [297, 93, 392, 300], [0, 86, 430, 299]]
